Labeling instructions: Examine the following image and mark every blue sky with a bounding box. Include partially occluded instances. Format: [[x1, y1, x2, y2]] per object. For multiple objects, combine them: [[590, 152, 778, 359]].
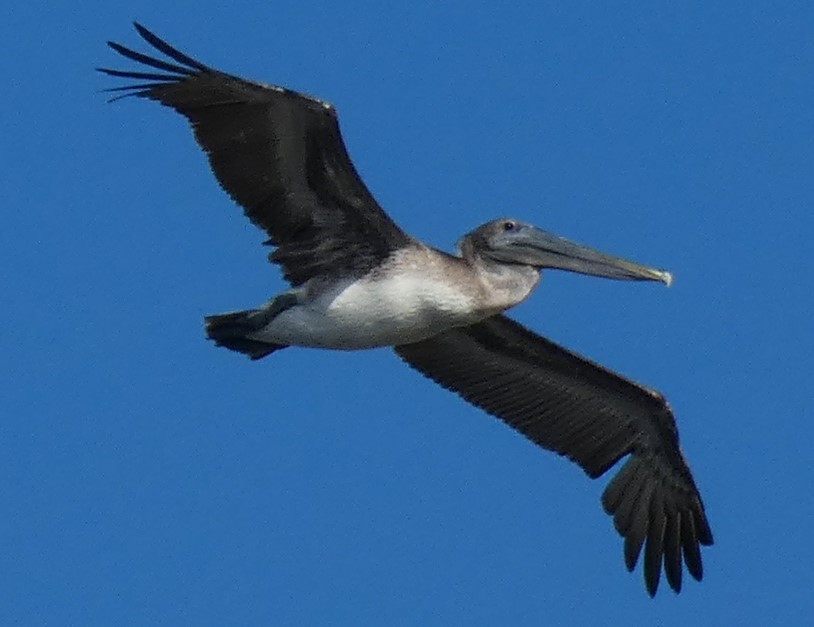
[[2, 1, 813, 624]]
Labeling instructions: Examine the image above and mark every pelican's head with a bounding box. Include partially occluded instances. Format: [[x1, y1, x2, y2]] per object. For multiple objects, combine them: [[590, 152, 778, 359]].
[[459, 218, 672, 285]]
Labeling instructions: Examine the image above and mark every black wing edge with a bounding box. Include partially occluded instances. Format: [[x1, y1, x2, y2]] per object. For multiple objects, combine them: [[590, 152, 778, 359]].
[[601, 445, 713, 596], [97, 22, 212, 101]]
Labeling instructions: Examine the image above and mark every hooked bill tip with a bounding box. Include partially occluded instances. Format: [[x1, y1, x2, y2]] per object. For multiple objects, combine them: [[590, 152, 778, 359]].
[[661, 271, 674, 287]]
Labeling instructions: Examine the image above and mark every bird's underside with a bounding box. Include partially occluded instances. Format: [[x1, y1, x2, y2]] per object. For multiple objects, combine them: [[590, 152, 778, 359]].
[[100, 22, 713, 596]]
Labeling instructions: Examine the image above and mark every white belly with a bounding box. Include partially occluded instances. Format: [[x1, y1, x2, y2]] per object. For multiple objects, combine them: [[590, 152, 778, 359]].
[[251, 271, 487, 349]]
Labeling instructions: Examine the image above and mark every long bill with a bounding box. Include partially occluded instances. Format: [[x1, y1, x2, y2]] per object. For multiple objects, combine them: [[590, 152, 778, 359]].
[[497, 227, 673, 285]]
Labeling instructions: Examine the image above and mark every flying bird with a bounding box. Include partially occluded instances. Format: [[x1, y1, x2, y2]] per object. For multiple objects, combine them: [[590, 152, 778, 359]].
[[99, 23, 712, 596]]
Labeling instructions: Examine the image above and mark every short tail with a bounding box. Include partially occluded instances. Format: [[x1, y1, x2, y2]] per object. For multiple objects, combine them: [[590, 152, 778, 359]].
[[204, 309, 287, 360]]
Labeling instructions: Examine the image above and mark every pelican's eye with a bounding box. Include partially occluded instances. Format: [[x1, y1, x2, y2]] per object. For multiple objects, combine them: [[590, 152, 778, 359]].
[[503, 220, 516, 231]]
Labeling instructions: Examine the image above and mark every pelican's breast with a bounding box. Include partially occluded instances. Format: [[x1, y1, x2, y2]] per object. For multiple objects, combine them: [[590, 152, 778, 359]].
[[255, 248, 493, 349]]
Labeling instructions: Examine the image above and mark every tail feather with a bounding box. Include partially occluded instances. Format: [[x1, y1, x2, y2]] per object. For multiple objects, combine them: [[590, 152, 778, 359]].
[[204, 309, 286, 360]]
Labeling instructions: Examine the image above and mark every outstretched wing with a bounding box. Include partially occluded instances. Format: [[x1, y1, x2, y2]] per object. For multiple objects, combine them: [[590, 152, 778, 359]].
[[99, 23, 412, 285], [395, 314, 713, 596]]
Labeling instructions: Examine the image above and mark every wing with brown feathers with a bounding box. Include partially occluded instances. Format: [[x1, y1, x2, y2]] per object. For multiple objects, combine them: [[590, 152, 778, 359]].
[[100, 23, 412, 285], [395, 314, 712, 596]]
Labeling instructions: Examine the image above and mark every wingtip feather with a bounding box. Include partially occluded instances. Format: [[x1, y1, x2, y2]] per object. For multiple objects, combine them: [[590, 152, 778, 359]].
[[132, 22, 210, 72]]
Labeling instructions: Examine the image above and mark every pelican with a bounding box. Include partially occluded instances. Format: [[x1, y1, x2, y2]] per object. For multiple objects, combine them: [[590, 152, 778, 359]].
[[99, 23, 712, 596]]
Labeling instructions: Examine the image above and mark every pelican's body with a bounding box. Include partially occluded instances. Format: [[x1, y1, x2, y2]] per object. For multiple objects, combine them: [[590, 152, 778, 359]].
[[226, 246, 540, 352], [100, 24, 712, 597]]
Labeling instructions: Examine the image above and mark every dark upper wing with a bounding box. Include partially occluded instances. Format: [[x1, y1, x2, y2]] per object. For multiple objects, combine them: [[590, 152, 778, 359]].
[[99, 23, 412, 286], [395, 314, 712, 596]]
